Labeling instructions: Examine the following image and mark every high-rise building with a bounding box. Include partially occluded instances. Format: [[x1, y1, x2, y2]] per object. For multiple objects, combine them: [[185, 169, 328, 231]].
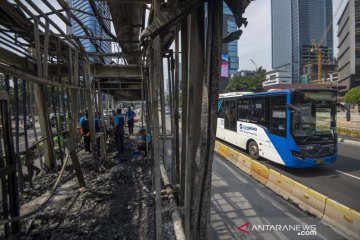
[[67, 0, 112, 63], [219, 3, 239, 93], [263, 69, 293, 87], [337, 0, 360, 95], [271, 0, 333, 83]]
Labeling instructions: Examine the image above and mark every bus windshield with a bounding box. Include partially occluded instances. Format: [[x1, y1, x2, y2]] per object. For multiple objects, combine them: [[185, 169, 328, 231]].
[[291, 90, 337, 144]]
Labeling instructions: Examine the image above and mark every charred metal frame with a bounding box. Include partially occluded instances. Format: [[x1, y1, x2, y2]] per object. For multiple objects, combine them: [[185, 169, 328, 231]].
[[0, 0, 250, 238]]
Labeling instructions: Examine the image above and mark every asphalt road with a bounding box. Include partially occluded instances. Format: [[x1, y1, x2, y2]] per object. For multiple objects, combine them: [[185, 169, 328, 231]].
[[210, 155, 342, 240], [0, 128, 42, 153], [219, 140, 360, 212], [15, 129, 42, 152]]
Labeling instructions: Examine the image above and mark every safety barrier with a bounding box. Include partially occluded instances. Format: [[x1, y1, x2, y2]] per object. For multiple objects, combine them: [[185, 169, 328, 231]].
[[250, 160, 269, 184], [289, 181, 327, 218], [214, 141, 220, 153], [322, 199, 360, 240], [218, 143, 228, 158], [236, 153, 252, 174], [227, 147, 238, 162], [214, 140, 360, 240], [265, 169, 292, 200]]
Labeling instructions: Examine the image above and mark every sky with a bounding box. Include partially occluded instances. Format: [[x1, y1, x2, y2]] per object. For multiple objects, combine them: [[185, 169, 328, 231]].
[[237, 0, 348, 72]]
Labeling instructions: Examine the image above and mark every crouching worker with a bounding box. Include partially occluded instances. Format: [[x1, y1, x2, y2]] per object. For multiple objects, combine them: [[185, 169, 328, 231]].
[[22, 145, 41, 186], [113, 109, 125, 156], [137, 128, 149, 157]]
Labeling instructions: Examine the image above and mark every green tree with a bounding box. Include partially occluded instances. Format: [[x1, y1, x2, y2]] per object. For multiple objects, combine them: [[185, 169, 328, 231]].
[[224, 67, 266, 92], [344, 86, 360, 107]]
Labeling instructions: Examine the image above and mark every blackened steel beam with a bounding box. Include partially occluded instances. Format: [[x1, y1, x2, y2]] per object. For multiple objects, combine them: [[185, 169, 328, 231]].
[[140, 0, 207, 42], [173, 31, 180, 186], [192, 1, 223, 238], [0, 90, 21, 235], [185, 6, 206, 238], [179, 18, 188, 207], [34, 20, 55, 170], [0, 80, 10, 238], [152, 1, 162, 238], [13, 77, 24, 191]]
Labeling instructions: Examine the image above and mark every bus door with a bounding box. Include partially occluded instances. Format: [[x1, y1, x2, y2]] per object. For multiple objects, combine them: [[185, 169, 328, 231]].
[[267, 94, 288, 164]]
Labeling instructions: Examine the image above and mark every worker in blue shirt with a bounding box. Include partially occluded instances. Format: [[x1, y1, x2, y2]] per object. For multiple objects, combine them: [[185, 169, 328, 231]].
[[79, 111, 91, 153], [113, 109, 125, 155], [125, 107, 136, 135]]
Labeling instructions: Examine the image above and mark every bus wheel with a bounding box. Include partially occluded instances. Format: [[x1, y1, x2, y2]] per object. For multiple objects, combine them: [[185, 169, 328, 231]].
[[248, 141, 259, 160]]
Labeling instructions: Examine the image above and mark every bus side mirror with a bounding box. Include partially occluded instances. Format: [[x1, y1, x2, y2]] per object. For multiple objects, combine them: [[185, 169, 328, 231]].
[[346, 111, 351, 122]]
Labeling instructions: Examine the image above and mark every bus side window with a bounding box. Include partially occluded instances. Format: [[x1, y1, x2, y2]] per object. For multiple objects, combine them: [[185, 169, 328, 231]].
[[237, 98, 250, 122], [270, 95, 287, 136], [250, 97, 270, 129], [229, 99, 237, 131], [224, 100, 230, 129], [250, 97, 261, 123], [224, 100, 237, 131], [263, 96, 270, 129]]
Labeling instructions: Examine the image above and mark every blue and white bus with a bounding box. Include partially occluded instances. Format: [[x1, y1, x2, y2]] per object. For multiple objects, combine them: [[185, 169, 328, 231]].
[[216, 89, 344, 168]]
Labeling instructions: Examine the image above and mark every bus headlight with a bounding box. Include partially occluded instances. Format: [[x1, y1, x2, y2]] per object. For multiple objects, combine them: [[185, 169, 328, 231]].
[[306, 145, 314, 150]]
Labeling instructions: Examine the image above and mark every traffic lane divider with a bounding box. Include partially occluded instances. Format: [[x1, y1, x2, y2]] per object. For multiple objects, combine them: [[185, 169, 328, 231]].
[[236, 153, 252, 175], [214, 141, 220, 153], [218, 143, 229, 158], [322, 199, 360, 240], [250, 160, 269, 184], [265, 169, 292, 200], [289, 180, 327, 219], [227, 147, 238, 162]]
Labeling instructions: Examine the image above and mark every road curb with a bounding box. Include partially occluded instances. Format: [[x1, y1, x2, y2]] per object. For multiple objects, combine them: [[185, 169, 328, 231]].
[[215, 140, 360, 240], [338, 138, 360, 146]]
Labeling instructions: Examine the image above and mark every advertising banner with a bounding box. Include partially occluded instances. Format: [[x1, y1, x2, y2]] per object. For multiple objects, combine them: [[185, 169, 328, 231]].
[[221, 53, 229, 78]]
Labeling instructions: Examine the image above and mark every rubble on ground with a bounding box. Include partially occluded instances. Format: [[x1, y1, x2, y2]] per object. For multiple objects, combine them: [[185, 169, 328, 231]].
[[18, 138, 156, 240]]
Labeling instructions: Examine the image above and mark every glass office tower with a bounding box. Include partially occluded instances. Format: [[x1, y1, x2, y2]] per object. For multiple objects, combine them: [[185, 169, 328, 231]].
[[219, 3, 239, 93], [271, 0, 333, 83], [68, 0, 112, 64]]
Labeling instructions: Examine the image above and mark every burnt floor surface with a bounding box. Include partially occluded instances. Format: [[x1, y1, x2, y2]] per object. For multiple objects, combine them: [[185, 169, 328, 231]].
[[13, 139, 155, 240]]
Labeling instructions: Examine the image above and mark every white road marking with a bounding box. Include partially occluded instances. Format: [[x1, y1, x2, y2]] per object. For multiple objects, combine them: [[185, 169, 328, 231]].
[[336, 170, 360, 180]]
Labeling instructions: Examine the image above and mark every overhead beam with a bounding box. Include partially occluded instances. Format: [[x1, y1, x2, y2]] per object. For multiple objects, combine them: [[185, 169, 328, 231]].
[[98, 87, 141, 90], [0, 47, 143, 80], [100, 81, 141, 84], [91, 64, 143, 78], [86, 51, 142, 57], [0, 64, 86, 90], [0, 47, 35, 70]]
